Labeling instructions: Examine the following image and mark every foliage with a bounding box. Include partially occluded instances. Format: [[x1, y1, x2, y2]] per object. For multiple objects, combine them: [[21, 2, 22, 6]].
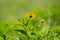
[[0, 0, 60, 40]]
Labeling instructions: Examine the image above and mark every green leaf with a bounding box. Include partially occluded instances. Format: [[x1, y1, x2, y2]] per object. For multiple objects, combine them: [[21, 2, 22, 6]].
[[31, 32, 36, 35], [0, 32, 6, 40], [14, 30, 27, 36]]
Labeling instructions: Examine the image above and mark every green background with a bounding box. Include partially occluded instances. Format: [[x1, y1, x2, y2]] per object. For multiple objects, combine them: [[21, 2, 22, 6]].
[[0, 0, 60, 40]]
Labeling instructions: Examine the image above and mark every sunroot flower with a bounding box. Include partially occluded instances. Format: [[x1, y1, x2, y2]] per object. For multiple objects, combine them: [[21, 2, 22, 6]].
[[25, 12, 36, 19]]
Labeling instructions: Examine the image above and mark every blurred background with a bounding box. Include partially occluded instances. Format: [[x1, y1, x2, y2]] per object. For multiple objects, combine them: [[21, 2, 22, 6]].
[[0, 0, 60, 24], [0, 0, 60, 40]]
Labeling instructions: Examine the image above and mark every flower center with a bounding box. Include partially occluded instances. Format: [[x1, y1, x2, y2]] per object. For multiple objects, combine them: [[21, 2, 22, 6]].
[[30, 16, 32, 18]]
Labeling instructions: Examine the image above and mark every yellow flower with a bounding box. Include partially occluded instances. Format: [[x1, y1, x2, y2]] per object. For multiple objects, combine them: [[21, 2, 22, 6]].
[[25, 12, 36, 19]]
